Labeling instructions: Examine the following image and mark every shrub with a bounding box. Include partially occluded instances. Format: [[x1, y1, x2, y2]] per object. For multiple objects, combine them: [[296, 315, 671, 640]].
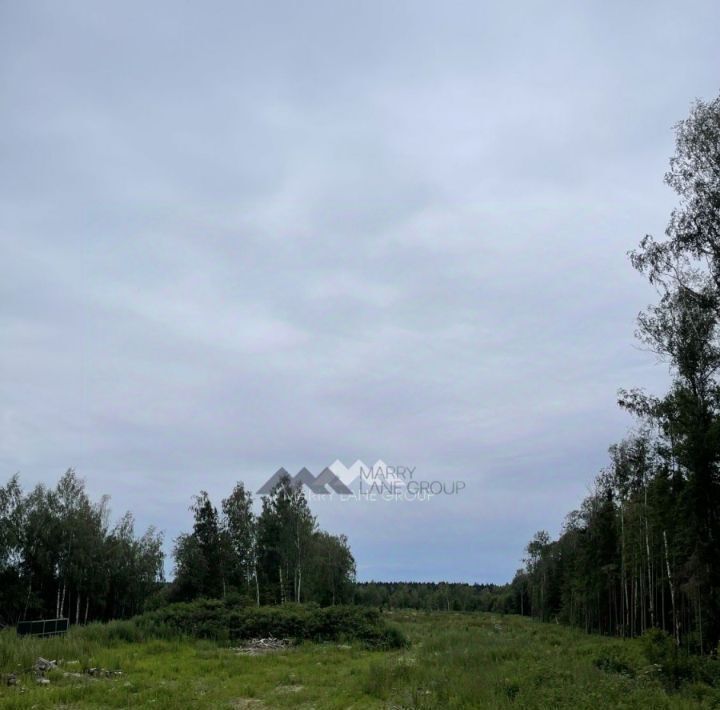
[[143, 585, 174, 612], [640, 628, 691, 688], [130, 600, 408, 649], [593, 650, 635, 677]]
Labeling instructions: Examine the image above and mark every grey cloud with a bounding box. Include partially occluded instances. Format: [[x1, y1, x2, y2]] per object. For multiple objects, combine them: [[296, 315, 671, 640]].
[[1, 0, 719, 581]]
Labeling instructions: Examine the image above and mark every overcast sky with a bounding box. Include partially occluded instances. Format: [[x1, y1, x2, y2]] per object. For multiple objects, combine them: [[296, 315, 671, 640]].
[[2, 1, 719, 583]]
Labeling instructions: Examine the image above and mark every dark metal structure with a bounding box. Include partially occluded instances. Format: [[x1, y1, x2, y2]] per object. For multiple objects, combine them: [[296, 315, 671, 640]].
[[16, 618, 69, 637]]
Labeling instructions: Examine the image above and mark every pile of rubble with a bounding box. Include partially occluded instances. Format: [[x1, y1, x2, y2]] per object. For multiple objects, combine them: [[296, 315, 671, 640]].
[[3, 658, 123, 688], [233, 637, 291, 655], [33, 657, 56, 685], [34, 657, 57, 673]]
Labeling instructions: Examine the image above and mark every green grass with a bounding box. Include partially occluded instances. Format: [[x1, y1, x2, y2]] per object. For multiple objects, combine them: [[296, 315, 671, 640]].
[[1, 612, 719, 708]]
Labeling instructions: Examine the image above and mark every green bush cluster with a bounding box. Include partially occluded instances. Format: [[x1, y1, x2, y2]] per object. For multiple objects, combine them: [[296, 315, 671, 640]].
[[131, 600, 408, 649], [639, 629, 720, 690], [594, 628, 720, 694], [593, 650, 635, 677], [639, 628, 689, 688]]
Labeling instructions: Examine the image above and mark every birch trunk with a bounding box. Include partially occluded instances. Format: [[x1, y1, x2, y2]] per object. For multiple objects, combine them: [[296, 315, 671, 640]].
[[663, 530, 678, 645]]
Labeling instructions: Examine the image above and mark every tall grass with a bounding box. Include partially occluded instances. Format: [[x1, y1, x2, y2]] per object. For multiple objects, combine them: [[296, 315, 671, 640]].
[[3, 611, 717, 708], [362, 612, 720, 708], [0, 627, 96, 674]]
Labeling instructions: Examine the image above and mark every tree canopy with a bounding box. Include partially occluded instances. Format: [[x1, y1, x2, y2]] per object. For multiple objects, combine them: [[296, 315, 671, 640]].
[[513, 94, 720, 653]]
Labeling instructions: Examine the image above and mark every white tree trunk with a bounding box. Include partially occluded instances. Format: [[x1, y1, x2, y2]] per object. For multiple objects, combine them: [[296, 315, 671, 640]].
[[663, 530, 678, 645]]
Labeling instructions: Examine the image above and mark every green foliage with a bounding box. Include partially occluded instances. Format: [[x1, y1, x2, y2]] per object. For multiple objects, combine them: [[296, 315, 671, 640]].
[[221, 482, 258, 602], [0, 470, 164, 625], [354, 580, 515, 612], [593, 650, 636, 677], [641, 628, 677, 666], [172, 478, 356, 608], [131, 599, 408, 649], [640, 629, 700, 689], [256, 474, 317, 604]]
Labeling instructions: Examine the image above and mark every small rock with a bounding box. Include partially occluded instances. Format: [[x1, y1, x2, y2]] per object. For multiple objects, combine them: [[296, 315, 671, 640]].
[[36, 677, 50, 685], [34, 657, 57, 672], [85, 666, 122, 678]]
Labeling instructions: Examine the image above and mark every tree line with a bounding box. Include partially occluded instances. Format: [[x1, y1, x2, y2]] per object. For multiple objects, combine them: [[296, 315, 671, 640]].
[[0, 470, 357, 625], [354, 581, 514, 612], [512, 94, 720, 653], [0, 469, 164, 626]]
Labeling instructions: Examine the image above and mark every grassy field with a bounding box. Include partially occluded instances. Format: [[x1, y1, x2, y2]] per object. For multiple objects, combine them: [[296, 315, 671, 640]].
[[1, 611, 718, 709]]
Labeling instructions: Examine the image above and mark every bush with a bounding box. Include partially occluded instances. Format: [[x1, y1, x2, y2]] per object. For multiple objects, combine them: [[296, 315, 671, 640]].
[[640, 628, 691, 688], [131, 600, 408, 649], [143, 585, 174, 612], [688, 654, 720, 688], [593, 650, 635, 677], [222, 591, 254, 609]]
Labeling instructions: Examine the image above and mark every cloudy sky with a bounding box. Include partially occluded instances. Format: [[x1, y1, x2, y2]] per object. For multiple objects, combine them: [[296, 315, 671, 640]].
[[2, 1, 719, 583]]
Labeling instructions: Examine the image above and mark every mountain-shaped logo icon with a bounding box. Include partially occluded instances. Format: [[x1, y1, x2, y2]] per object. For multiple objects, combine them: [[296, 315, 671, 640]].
[[257, 467, 291, 495], [257, 467, 353, 495]]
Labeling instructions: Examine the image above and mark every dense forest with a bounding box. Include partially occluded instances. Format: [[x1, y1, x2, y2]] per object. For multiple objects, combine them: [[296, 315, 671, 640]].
[[513, 94, 720, 653]]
